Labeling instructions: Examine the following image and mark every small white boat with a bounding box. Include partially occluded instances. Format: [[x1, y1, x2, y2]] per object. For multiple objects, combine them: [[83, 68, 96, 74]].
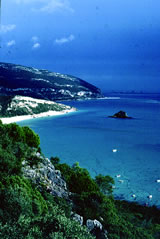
[[112, 149, 117, 153], [118, 180, 124, 183]]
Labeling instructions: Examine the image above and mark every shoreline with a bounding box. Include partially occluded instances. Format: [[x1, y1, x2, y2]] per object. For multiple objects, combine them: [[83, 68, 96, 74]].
[[0, 108, 76, 124]]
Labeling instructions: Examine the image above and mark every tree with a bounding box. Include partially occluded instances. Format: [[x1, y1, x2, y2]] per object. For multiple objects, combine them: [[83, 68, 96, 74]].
[[95, 174, 114, 195], [50, 156, 60, 166], [22, 126, 40, 148]]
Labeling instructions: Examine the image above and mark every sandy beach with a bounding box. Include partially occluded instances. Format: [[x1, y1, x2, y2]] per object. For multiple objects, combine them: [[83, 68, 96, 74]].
[[0, 108, 76, 124]]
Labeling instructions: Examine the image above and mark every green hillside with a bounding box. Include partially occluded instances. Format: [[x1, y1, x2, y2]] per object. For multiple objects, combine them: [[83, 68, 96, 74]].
[[0, 122, 160, 239]]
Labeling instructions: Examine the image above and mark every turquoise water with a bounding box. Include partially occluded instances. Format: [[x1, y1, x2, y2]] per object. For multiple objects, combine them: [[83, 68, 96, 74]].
[[19, 94, 160, 207]]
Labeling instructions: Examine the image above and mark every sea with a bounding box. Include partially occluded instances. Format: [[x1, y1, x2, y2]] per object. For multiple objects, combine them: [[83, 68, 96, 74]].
[[19, 93, 160, 207]]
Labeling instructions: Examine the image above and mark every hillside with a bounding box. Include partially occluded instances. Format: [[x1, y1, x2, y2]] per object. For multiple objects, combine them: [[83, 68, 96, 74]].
[[0, 122, 160, 239], [0, 62, 103, 100], [0, 95, 75, 118]]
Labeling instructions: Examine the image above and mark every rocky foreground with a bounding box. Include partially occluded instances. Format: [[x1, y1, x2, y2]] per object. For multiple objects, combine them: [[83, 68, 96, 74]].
[[22, 151, 108, 239]]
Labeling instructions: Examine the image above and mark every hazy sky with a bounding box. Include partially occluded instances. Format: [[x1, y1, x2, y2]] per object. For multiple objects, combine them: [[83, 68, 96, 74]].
[[0, 0, 160, 92]]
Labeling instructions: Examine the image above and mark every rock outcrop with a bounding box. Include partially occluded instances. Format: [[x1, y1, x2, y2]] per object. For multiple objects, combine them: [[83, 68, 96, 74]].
[[109, 110, 132, 119], [22, 152, 70, 200], [71, 213, 84, 226], [22, 152, 109, 239], [86, 219, 103, 231], [86, 219, 109, 239]]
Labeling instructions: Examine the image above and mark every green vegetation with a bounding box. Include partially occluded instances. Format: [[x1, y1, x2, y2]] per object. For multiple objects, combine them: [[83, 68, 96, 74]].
[[0, 95, 13, 116], [52, 159, 160, 239], [0, 122, 94, 239], [0, 122, 160, 238], [95, 174, 114, 195]]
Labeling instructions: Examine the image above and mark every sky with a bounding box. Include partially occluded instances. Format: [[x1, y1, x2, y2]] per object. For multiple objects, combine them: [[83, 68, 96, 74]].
[[0, 0, 160, 93]]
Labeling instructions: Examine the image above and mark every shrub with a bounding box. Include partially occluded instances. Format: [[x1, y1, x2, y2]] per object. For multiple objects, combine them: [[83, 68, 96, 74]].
[[50, 156, 60, 166], [22, 126, 40, 148], [0, 201, 95, 239], [0, 146, 23, 177], [0, 176, 48, 223], [6, 123, 25, 142], [55, 161, 99, 194], [95, 174, 115, 195]]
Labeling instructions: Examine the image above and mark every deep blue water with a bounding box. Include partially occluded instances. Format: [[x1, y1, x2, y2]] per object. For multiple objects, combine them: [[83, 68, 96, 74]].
[[19, 94, 160, 207]]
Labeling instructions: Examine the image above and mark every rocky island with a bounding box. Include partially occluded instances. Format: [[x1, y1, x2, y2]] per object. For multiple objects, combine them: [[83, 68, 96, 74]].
[[0, 62, 103, 101], [109, 110, 132, 119]]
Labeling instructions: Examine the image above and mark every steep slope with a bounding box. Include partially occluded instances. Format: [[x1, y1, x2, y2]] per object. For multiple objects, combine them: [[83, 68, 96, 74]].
[[0, 62, 103, 100]]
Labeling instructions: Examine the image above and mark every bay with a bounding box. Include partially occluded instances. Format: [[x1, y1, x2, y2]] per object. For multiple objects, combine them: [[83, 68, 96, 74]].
[[19, 93, 160, 207]]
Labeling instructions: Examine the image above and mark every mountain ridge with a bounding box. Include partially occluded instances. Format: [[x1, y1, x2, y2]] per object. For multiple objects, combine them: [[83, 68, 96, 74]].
[[0, 62, 103, 101]]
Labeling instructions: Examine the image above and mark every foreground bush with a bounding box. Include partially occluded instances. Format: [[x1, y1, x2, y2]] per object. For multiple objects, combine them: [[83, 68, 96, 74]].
[[0, 122, 94, 239]]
